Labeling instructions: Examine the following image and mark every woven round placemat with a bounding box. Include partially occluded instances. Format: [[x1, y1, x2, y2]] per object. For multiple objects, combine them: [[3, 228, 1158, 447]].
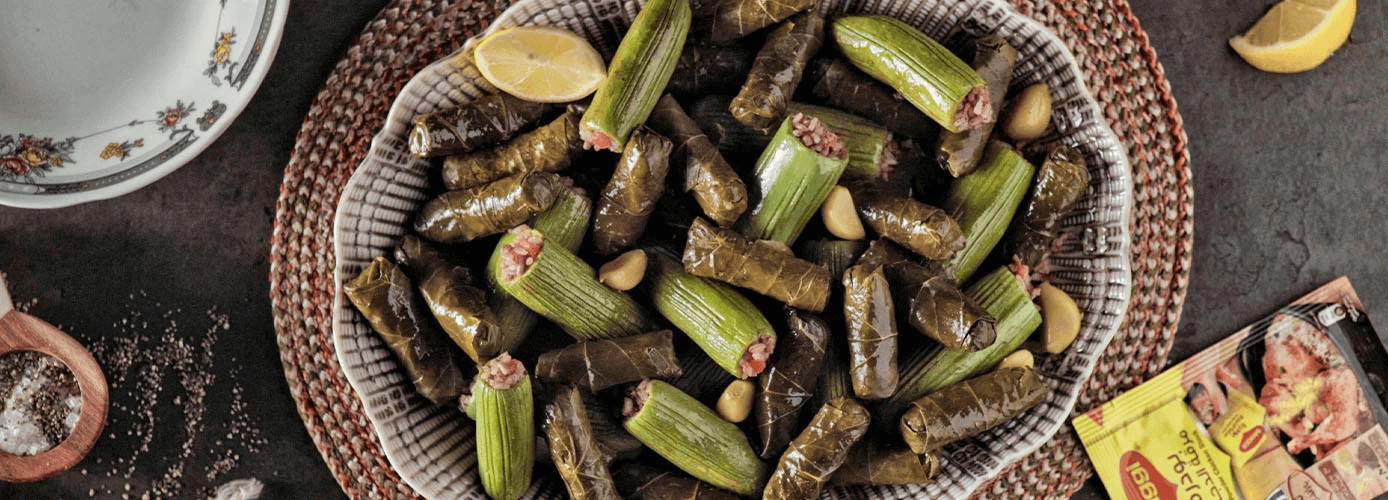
[[269, 1, 1193, 499]]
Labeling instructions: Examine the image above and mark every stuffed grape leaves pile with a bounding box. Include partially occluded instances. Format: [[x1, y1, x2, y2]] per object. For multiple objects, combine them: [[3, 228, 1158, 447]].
[[360, 5, 1099, 495]]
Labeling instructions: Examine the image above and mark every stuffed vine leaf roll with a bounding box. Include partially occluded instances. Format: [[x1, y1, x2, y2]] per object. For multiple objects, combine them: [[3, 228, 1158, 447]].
[[1005, 145, 1090, 268], [593, 126, 673, 255], [899, 365, 1049, 454], [853, 187, 966, 261], [682, 217, 832, 312], [762, 397, 870, 500], [414, 171, 565, 244], [842, 262, 899, 399], [889, 260, 996, 352], [828, 441, 941, 486], [756, 309, 828, 459], [396, 235, 504, 364], [543, 385, 620, 500], [612, 464, 741, 500], [729, 10, 825, 133], [535, 330, 683, 392], [708, 0, 814, 42], [408, 93, 553, 158], [646, 94, 748, 228], [343, 256, 469, 405], [441, 107, 583, 190], [809, 58, 940, 139]]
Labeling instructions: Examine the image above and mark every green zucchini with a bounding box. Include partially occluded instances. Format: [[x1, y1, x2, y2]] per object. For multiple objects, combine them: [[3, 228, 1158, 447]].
[[580, 0, 691, 152], [831, 15, 989, 133], [487, 187, 592, 351], [623, 379, 768, 495], [943, 141, 1036, 283], [643, 247, 777, 379]]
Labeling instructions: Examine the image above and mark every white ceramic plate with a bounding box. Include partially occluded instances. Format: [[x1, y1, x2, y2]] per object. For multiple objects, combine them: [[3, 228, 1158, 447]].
[[0, 0, 290, 209], [332, 0, 1134, 498]]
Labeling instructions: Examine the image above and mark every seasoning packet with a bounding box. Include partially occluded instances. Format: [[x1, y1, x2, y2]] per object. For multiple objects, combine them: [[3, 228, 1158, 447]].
[[1076, 277, 1388, 500]]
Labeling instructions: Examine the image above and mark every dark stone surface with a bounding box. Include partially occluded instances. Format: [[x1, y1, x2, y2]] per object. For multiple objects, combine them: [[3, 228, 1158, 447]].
[[1073, 1, 1388, 498], [2, 0, 1386, 499]]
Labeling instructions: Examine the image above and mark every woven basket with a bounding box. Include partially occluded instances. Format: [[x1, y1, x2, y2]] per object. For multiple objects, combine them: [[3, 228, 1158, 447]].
[[270, 0, 1192, 498]]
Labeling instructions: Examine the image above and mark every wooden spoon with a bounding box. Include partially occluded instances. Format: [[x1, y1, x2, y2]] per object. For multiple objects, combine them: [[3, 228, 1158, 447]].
[[0, 275, 108, 482]]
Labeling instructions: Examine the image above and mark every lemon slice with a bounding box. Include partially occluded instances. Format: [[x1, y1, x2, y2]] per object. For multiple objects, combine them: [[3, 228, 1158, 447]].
[[474, 26, 606, 103], [1229, 0, 1355, 73]]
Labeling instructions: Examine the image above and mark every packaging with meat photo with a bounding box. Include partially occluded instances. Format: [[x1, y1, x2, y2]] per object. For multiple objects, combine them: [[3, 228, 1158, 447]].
[[1075, 277, 1388, 500]]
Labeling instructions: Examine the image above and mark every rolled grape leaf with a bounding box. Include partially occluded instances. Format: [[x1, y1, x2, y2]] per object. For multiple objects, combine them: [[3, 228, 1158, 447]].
[[842, 263, 898, 399], [1005, 145, 1090, 268], [900, 366, 1050, 454], [396, 235, 504, 364], [414, 171, 565, 244], [829, 440, 941, 486], [854, 188, 966, 261], [535, 330, 683, 392], [708, 0, 814, 42], [762, 397, 870, 500], [936, 35, 1018, 178], [646, 94, 748, 227], [408, 93, 553, 158], [756, 309, 828, 459], [729, 10, 825, 133], [688, 94, 771, 157], [593, 126, 673, 255], [682, 217, 832, 312], [441, 107, 583, 190], [343, 256, 469, 405], [892, 265, 996, 352], [543, 385, 620, 500]]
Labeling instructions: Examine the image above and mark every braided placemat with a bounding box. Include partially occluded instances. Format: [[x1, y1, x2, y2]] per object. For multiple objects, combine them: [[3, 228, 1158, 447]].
[[269, 1, 1192, 499]]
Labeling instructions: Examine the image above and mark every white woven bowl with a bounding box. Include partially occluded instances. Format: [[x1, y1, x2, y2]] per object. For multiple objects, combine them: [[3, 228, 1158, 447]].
[[332, 0, 1132, 498]]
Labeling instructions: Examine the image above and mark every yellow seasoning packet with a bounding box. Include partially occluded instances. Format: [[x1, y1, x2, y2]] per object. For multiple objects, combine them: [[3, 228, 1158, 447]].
[[1075, 367, 1239, 500], [1077, 277, 1388, 500]]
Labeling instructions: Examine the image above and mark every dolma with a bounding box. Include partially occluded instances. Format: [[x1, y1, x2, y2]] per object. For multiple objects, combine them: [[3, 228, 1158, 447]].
[[343, 256, 468, 405], [579, 0, 689, 152], [580, 390, 644, 461], [644, 247, 777, 379], [828, 441, 941, 486], [668, 342, 737, 402], [593, 127, 673, 255], [729, 10, 825, 133], [937, 35, 1018, 177], [622, 380, 769, 496], [762, 397, 870, 500], [396, 235, 504, 364], [708, 0, 813, 42], [1005, 145, 1090, 268], [611, 464, 741, 500], [414, 171, 565, 244], [889, 260, 996, 352], [798, 239, 866, 279], [756, 309, 828, 459], [535, 330, 683, 392], [739, 113, 849, 245], [688, 94, 770, 157], [544, 385, 620, 500], [854, 188, 966, 261], [899, 366, 1049, 454], [486, 185, 592, 352], [408, 93, 552, 158], [854, 238, 914, 271], [440, 107, 582, 190], [682, 217, 831, 312], [809, 59, 940, 139], [788, 102, 897, 180], [667, 43, 754, 96], [472, 353, 535, 500], [646, 94, 748, 227], [842, 263, 899, 399]]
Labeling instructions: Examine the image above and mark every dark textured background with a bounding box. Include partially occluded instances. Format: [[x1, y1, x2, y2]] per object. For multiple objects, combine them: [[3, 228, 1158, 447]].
[[1, 0, 1385, 499]]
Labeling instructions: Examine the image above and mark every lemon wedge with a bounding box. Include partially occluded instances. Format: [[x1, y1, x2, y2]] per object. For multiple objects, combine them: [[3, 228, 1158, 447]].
[[1229, 0, 1355, 73], [474, 26, 606, 102]]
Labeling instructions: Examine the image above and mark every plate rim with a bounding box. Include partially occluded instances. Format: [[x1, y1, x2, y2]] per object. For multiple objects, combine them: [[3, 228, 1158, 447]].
[[0, 0, 292, 209], [330, 0, 1135, 497]]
